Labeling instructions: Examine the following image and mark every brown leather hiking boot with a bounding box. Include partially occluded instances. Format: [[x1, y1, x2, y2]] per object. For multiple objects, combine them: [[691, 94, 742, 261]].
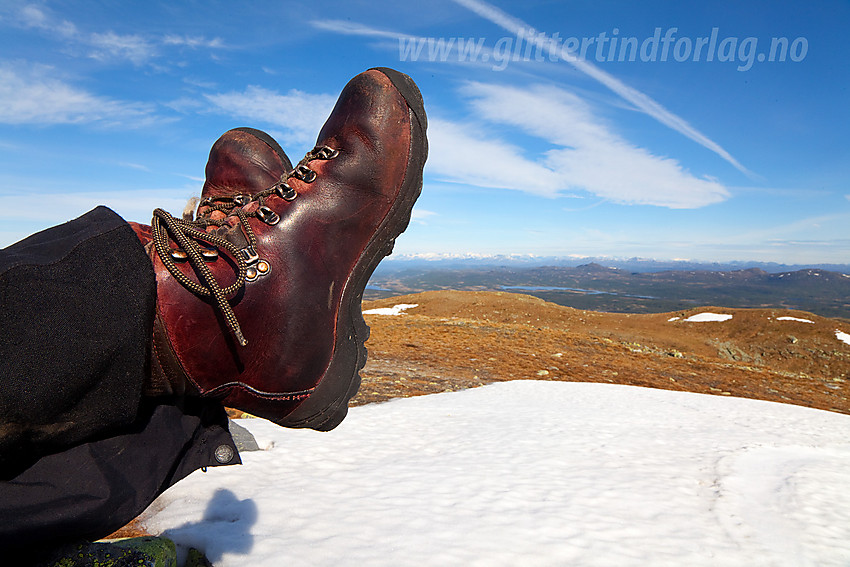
[[144, 68, 427, 430]]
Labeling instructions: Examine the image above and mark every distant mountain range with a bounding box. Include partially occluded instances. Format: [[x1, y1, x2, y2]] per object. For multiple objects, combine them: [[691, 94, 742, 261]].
[[367, 262, 850, 320], [377, 254, 850, 274]]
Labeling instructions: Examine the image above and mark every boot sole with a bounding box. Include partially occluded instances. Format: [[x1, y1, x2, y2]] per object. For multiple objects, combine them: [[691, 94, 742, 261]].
[[278, 68, 428, 431]]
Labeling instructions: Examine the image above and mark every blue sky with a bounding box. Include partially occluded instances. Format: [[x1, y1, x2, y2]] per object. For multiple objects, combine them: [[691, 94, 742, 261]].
[[1, 1, 847, 264]]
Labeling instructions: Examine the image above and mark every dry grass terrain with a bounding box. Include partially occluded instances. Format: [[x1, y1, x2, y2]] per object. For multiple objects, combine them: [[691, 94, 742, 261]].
[[354, 290, 850, 415]]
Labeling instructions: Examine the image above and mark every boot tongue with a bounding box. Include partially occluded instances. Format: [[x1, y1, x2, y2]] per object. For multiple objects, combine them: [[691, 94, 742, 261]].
[[202, 127, 292, 200]]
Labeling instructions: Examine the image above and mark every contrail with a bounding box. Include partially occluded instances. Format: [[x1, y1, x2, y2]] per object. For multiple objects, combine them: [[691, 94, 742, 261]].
[[311, 19, 417, 41], [452, 0, 755, 178]]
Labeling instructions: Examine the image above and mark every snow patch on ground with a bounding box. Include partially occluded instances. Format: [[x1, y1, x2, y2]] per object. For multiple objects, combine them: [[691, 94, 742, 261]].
[[836, 330, 850, 346], [142, 381, 850, 567], [667, 316, 680, 322], [362, 303, 419, 316], [683, 312, 733, 322], [777, 316, 815, 324]]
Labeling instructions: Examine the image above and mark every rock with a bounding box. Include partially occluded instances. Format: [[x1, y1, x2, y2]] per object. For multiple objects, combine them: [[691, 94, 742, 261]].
[[228, 419, 260, 452], [185, 547, 214, 567]]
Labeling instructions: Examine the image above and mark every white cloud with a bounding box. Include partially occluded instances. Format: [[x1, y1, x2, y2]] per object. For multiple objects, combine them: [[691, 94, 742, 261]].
[[313, 8, 752, 180], [313, 9, 751, 179], [0, 188, 196, 247], [451, 0, 754, 178], [426, 118, 563, 196], [717, 212, 850, 244], [310, 20, 506, 76], [182, 77, 218, 90], [13, 4, 77, 38], [311, 19, 416, 41], [16, 4, 48, 27], [0, 189, 191, 224], [428, 82, 730, 208], [412, 209, 436, 220], [0, 64, 156, 126], [87, 31, 156, 65], [176, 173, 205, 183], [411, 208, 438, 224], [205, 87, 336, 146], [163, 35, 224, 49], [118, 162, 151, 172], [3, 4, 222, 66]]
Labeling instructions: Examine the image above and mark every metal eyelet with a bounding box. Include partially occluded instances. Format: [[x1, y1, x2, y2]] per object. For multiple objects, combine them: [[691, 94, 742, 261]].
[[199, 245, 219, 260], [171, 245, 218, 261], [239, 246, 259, 265], [256, 206, 280, 225], [294, 165, 317, 183], [245, 259, 271, 282], [274, 182, 297, 201], [233, 194, 251, 206], [315, 145, 339, 160]]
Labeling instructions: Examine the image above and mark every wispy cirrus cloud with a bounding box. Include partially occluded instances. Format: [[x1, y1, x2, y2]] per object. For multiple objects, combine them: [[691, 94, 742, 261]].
[[0, 63, 157, 126], [12, 3, 78, 38], [162, 35, 224, 49], [311, 19, 416, 41], [451, 0, 754, 178], [311, 19, 497, 71], [86, 31, 156, 65], [428, 82, 729, 209], [412, 209, 438, 224], [313, 6, 752, 179], [205, 87, 336, 146], [3, 4, 224, 65], [718, 212, 850, 244]]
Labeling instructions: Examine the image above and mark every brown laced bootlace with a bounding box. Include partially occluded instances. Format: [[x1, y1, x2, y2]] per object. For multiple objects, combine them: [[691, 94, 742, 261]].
[[150, 145, 339, 347]]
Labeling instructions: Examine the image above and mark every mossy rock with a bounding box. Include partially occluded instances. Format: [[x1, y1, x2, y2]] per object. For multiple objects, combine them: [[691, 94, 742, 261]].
[[184, 548, 214, 567], [33, 536, 177, 567]]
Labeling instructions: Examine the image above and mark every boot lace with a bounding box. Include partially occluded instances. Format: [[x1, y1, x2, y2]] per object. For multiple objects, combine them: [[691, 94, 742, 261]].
[[151, 145, 339, 347]]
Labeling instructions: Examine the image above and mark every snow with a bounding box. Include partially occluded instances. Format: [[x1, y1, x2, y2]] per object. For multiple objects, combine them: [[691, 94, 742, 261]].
[[836, 330, 850, 346], [667, 316, 680, 322], [777, 316, 815, 324], [683, 312, 733, 322], [141, 381, 850, 566], [362, 303, 419, 316]]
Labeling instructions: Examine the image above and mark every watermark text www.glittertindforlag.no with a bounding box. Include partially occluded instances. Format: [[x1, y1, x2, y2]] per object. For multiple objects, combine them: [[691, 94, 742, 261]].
[[398, 27, 809, 72]]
